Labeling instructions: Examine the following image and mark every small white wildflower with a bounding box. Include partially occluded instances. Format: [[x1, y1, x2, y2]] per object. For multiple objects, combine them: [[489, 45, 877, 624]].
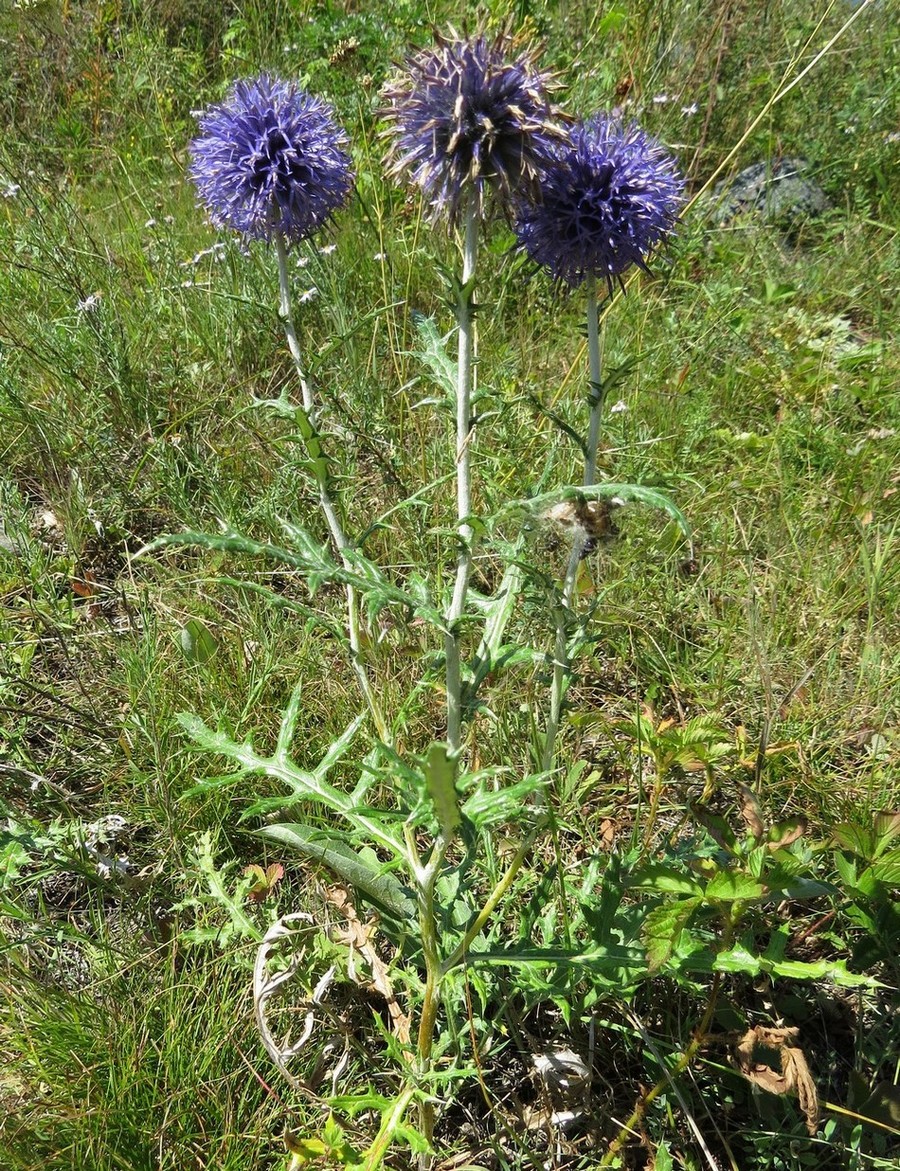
[[652, 93, 673, 105], [294, 255, 309, 268], [76, 292, 102, 313], [609, 399, 628, 414], [1, 181, 20, 199], [681, 103, 699, 116], [373, 252, 387, 261], [181, 278, 194, 288], [299, 286, 319, 303], [164, 214, 175, 224], [319, 242, 337, 255], [144, 217, 157, 229]]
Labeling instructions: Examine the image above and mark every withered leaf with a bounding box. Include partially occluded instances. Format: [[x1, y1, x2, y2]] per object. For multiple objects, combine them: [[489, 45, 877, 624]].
[[767, 816, 807, 852], [324, 885, 411, 1045], [738, 783, 766, 842], [733, 1026, 819, 1136]]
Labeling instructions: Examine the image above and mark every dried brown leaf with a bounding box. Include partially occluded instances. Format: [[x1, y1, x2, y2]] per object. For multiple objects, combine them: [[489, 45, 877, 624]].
[[767, 816, 807, 852], [738, 783, 765, 842], [733, 1026, 819, 1135], [324, 886, 411, 1045]]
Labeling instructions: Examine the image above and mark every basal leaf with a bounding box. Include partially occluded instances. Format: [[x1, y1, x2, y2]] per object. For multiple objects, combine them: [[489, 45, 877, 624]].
[[178, 617, 218, 664], [258, 823, 417, 923], [628, 865, 703, 897]]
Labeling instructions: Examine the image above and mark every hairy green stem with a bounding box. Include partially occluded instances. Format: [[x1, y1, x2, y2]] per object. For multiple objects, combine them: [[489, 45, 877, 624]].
[[445, 197, 478, 755], [598, 972, 723, 1167], [275, 233, 315, 418], [275, 234, 389, 744], [442, 821, 544, 974], [584, 274, 604, 485], [360, 1084, 419, 1171], [414, 832, 450, 1151]]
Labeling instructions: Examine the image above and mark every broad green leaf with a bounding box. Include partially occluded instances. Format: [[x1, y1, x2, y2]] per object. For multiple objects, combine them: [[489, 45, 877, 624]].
[[628, 865, 703, 896], [873, 812, 900, 855], [258, 823, 417, 923], [641, 897, 701, 972], [869, 853, 900, 886], [853, 866, 882, 898], [1, 838, 30, 887], [832, 822, 875, 860], [710, 943, 880, 988], [705, 870, 767, 901], [424, 743, 461, 838], [178, 618, 217, 664], [712, 943, 763, 975], [765, 956, 881, 987]]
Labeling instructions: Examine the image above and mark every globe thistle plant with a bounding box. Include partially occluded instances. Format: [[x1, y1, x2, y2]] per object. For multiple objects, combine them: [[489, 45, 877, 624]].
[[518, 117, 683, 775], [382, 29, 566, 227], [384, 32, 566, 761], [189, 74, 353, 246], [188, 79, 386, 742]]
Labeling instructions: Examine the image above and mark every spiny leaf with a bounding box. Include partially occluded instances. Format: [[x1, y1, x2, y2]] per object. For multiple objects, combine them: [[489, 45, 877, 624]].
[[410, 311, 456, 397]]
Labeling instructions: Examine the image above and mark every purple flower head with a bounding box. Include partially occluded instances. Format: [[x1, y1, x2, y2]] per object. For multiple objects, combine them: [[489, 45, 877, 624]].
[[189, 75, 354, 245], [515, 115, 684, 292], [382, 30, 567, 226]]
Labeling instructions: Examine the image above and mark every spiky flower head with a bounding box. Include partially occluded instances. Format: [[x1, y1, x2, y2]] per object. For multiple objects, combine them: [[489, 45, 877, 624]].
[[515, 115, 684, 291], [189, 75, 354, 245], [382, 29, 567, 226]]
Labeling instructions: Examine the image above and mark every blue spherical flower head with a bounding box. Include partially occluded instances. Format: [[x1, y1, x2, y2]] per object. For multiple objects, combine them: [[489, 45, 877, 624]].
[[516, 115, 684, 293], [382, 30, 567, 227], [189, 75, 354, 245]]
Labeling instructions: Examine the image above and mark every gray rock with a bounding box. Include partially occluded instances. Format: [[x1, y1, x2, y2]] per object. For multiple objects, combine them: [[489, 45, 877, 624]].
[[712, 157, 830, 229]]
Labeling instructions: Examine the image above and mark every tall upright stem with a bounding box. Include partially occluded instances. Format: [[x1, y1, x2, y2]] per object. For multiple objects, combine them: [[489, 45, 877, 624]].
[[445, 197, 478, 756], [543, 276, 604, 773], [274, 234, 389, 744], [584, 274, 604, 487], [275, 234, 315, 419]]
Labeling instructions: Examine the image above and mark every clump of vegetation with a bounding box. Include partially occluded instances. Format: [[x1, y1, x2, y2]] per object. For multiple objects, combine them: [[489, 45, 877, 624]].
[[2, 3, 898, 1171]]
